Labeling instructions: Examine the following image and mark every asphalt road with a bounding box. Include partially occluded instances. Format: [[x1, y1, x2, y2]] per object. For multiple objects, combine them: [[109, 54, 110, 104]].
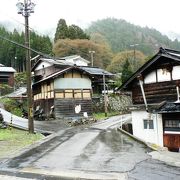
[[0, 115, 180, 180]]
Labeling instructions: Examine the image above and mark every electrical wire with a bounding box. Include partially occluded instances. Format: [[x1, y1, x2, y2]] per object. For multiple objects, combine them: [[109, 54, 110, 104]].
[[0, 34, 53, 59]]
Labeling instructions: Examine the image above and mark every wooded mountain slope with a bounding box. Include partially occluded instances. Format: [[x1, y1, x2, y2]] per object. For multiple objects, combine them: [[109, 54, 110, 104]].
[[87, 18, 180, 55]]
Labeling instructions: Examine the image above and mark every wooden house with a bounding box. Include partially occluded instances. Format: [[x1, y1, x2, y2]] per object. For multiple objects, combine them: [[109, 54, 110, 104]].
[[0, 65, 16, 87], [119, 47, 180, 151], [32, 55, 113, 119], [33, 66, 92, 119]]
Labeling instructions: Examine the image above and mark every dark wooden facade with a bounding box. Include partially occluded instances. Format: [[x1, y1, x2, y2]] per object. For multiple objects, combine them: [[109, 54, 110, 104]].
[[124, 54, 180, 105], [132, 81, 177, 104], [120, 48, 180, 151], [54, 99, 92, 118], [0, 71, 15, 87]]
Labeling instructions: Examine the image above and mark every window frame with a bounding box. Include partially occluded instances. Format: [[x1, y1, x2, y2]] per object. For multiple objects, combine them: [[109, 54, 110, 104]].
[[143, 119, 154, 129]]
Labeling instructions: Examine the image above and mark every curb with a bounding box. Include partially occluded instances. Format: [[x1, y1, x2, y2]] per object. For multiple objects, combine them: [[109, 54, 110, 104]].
[[6, 122, 54, 135], [117, 128, 156, 151], [118, 128, 180, 168]]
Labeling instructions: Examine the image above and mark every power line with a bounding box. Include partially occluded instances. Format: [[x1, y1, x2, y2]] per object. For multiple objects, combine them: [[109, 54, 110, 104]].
[[0, 34, 52, 59]]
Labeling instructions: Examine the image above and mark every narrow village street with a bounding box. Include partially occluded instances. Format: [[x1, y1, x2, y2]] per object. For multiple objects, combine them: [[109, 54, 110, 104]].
[[1, 0, 180, 180], [0, 115, 179, 180]]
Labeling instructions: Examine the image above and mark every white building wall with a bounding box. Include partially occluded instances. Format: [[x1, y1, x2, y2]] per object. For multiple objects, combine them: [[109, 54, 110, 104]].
[[54, 78, 91, 89], [172, 65, 180, 80], [132, 110, 163, 147]]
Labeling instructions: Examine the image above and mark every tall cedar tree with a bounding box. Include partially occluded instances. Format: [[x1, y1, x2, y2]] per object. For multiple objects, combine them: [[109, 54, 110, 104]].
[[0, 26, 52, 72], [54, 19, 89, 42], [54, 19, 69, 42]]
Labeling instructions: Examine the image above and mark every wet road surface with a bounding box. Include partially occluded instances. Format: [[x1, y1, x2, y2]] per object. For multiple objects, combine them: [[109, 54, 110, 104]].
[[0, 116, 180, 179]]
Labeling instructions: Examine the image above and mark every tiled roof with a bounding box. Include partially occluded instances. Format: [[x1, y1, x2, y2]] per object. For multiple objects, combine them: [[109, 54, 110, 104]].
[[80, 66, 113, 76]]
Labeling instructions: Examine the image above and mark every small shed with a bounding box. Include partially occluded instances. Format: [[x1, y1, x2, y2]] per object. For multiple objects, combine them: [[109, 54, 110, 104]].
[[0, 66, 16, 87]]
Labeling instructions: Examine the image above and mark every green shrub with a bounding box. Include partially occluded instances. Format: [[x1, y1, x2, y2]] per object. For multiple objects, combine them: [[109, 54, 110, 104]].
[[14, 72, 27, 88], [0, 98, 25, 117], [0, 84, 13, 96]]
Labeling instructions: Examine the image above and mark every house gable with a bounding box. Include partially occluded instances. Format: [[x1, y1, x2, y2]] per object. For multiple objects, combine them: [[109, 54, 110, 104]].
[[120, 48, 180, 105], [121, 48, 180, 151], [35, 61, 53, 70]]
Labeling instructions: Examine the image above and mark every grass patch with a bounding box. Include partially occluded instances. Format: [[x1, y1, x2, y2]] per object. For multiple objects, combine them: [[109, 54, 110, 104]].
[[0, 128, 44, 159], [93, 111, 120, 120]]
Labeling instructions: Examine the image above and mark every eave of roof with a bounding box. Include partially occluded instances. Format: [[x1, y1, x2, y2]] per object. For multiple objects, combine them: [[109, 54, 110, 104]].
[[156, 102, 180, 114], [32, 55, 91, 71], [33, 66, 73, 85], [61, 55, 90, 64], [33, 65, 113, 86], [119, 47, 180, 91], [0, 67, 16, 73], [80, 66, 113, 76], [118, 53, 160, 90]]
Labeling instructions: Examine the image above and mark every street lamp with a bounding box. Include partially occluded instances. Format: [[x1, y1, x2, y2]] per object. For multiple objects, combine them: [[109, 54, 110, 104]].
[[16, 0, 35, 133], [89, 50, 95, 67]]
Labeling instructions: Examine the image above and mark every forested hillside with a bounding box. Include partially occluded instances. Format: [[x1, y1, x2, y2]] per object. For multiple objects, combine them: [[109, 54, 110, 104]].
[[87, 18, 180, 55], [0, 26, 52, 72]]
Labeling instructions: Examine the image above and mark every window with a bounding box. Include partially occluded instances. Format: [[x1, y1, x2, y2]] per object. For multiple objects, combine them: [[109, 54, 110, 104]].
[[55, 90, 64, 98], [74, 90, 82, 99], [165, 120, 180, 128], [143, 119, 154, 129], [83, 90, 91, 99], [64, 90, 73, 98]]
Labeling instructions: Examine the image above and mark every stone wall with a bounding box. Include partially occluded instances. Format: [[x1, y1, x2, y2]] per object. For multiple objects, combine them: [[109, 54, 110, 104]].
[[92, 94, 132, 113]]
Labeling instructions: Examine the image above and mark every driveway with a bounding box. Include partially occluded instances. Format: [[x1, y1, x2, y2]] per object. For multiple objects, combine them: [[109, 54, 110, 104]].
[[0, 115, 179, 180]]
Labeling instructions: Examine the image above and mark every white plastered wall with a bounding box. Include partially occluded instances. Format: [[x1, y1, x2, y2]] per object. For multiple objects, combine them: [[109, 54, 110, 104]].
[[132, 110, 163, 147]]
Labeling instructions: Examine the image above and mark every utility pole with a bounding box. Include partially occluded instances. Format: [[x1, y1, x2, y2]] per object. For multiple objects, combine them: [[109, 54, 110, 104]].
[[130, 44, 139, 61], [130, 44, 139, 71], [16, 0, 35, 133], [89, 50, 95, 67], [103, 72, 108, 117]]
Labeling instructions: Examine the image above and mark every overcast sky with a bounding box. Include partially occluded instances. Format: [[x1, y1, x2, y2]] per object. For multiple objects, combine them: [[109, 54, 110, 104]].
[[0, 0, 180, 38]]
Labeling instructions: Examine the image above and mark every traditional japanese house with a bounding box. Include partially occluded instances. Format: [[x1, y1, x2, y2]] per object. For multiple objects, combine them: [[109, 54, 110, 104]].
[[0, 64, 16, 87], [119, 47, 180, 151], [32, 55, 113, 119], [33, 66, 92, 119]]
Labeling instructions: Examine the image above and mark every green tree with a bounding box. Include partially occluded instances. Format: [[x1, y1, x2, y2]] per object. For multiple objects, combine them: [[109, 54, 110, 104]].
[[107, 50, 146, 73], [30, 31, 52, 58], [68, 25, 89, 40], [0, 25, 52, 72], [54, 19, 69, 42], [121, 59, 132, 83]]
